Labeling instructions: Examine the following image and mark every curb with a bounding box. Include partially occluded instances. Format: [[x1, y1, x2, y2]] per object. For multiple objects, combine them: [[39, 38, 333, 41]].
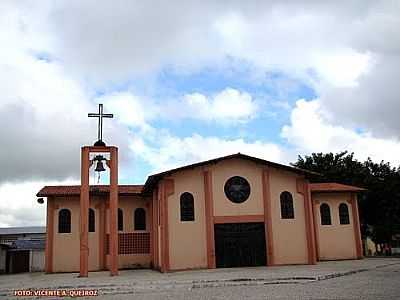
[[316, 261, 400, 282]]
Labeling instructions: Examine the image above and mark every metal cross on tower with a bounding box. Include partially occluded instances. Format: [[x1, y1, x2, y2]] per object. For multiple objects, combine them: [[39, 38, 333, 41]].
[[88, 103, 113, 146]]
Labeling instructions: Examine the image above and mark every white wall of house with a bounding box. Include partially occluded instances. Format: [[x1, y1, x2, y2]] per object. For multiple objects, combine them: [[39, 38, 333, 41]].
[[30, 250, 45, 272]]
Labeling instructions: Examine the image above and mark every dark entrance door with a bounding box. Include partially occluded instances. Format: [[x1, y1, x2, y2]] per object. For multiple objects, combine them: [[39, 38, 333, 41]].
[[9, 250, 30, 273], [214, 222, 266, 268]]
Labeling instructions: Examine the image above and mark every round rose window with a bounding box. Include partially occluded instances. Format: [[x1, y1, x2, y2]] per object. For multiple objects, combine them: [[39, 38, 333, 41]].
[[224, 176, 251, 203]]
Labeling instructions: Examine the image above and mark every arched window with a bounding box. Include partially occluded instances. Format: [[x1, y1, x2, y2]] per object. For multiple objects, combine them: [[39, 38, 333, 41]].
[[339, 203, 350, 225], [280, 191, 294, 219], [134, 208, 146, 230], [180, 192, 194, 221], [320, 203, 332, 225], [58, 209, 71, 233], [118, 208, 123, 231], [89, 208, 95, 232]]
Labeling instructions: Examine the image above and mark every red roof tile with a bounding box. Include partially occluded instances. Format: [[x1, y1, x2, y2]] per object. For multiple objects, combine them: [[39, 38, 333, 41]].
[[36, 185, 143, 197], [310, 183, 365, 193]]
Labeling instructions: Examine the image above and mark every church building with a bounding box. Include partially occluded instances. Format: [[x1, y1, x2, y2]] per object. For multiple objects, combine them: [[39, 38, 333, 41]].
[[36, 104, 364, 276], [37, 153, 364, 274]]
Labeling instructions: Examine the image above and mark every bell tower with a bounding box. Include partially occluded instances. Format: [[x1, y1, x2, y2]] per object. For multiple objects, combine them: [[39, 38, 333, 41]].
[[80, 104, 119, 277]]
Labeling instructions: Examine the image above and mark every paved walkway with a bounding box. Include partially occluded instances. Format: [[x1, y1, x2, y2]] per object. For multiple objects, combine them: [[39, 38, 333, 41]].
[[0, 258, 399, 298]]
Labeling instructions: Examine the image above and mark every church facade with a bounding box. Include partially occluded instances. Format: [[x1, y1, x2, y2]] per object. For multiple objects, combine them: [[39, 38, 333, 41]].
[[37, 153, 364, 273]]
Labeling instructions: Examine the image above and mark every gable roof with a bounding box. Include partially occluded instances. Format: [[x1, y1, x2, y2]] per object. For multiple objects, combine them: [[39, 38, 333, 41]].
[[36, 185, 143, 197], [142, 153, 320, 195], [310, 183, 366, 193]]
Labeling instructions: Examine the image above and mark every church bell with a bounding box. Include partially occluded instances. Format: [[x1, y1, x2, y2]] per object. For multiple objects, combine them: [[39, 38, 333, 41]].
[[95, 160, 106, 172], [93, 155, 106, 173]]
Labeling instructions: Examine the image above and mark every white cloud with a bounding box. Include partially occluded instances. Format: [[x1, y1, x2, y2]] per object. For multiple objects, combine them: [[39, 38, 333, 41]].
[[313, 49, 372, 87], [29, 0, 399, 138], [3, 1, 399, 136], [317, 53, 400, 138], [182, 88, 257, 123], [5, 1, 386, 86], [0, 3, 136, 183], [212, 5, 377, 88], [0, 55, 133, 183], [131, 132, 289, 174], [282, 99, 400, 166], [93, 88, 258, 127], [95, 92, 156, 131]]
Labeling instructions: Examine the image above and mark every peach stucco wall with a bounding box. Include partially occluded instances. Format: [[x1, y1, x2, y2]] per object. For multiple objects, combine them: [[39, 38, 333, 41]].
[[210, 159, 308, 265], [166, 168, 208, 270], [313, 193, 357, 260], [165, 157, 310, 269], [53, 196, 100, 272], [269, 168, 308, 265], [211, 158, 264, 216], [104, 195, 149, 233], [52, 194, 150, 272]]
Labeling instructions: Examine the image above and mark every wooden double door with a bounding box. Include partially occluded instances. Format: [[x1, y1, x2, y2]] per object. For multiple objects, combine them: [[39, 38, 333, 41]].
[[214, 222, 267, 268]]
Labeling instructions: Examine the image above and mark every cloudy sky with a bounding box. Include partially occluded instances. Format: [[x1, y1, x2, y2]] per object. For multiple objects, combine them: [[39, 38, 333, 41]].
[[1, 1, 400, 227]]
